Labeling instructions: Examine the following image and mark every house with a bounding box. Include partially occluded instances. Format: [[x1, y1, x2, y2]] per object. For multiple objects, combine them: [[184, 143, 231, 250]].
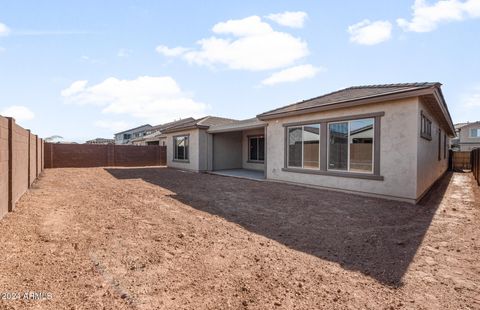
[[130, 118, 195, 146], [114, 124, 152, 145], [85, 138, 115, 145], [163, 83, 455, 204], [451, 122, 480, 151]]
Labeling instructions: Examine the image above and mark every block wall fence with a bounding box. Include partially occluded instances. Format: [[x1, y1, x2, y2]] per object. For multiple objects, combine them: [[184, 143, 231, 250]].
[[0, 116, 44, 220]]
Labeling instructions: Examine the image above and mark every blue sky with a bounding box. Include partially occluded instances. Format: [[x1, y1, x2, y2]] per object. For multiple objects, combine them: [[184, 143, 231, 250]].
[[0, 0, 479, 142]]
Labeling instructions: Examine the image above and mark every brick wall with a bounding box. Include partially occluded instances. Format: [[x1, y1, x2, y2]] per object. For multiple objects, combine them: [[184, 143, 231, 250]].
[[44, 143, 166, 168], [0, 116, 44, 220]]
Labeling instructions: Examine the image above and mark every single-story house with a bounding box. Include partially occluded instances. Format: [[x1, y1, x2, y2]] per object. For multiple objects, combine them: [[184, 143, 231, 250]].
[[163, 83, 455, 204]]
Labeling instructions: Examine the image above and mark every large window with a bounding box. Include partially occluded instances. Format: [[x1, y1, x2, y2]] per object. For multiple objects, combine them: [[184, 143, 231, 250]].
[[248, 136, 265, 162], [421, 112, 432, 140], [328, 118, 374, 173], [174, 135, 189, 161], [287, 125, 320, 168], [470, 128, 480, 138]]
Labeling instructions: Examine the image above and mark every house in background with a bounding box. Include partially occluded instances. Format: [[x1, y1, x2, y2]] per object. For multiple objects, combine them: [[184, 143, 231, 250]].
[[114, 124, 152, 145], [163, 82, 455, 204], [85, 138, 115, 145], [130, 118, 195, 146], [451, 122, 480, 151]]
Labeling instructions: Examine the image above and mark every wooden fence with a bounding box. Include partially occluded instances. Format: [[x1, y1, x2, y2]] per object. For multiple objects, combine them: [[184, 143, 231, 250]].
[[44, 143, 166, 168], [472, 148, 480, 186], [0, 116, 44, 220], [450, 151, 472, 171]]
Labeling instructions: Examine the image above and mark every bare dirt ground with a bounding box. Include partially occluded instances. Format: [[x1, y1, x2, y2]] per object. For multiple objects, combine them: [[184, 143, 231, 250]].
[[0, 168, 478, 310]]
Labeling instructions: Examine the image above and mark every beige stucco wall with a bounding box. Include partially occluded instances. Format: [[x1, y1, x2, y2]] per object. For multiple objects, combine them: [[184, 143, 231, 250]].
[[416, 101, 450, 198], [242, 128, 265, 171], [198, 129, 213, 171], [265, 97, 419, 202], [212, 132, 242, 170], [459, 123, 480, 143], [166, 129, 200, 171]]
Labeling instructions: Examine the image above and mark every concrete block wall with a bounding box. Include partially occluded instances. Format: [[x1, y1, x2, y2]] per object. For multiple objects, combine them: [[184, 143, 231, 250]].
[[0, 116, 44, 220]]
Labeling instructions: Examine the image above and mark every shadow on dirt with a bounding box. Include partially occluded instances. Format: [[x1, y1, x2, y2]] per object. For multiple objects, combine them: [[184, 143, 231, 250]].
[[105, 167, 452, 287]]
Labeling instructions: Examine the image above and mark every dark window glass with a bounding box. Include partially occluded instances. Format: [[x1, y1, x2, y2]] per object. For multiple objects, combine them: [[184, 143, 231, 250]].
[[288, 127, 302, 167], [258, 137, 265, 161], [249, 137, 258, 161], [328, 122, 348, 170], [303, 125, 319, 168], [249, 136, 264, 161], [174, 136, 189, 160], [349, 119, 374, 173]]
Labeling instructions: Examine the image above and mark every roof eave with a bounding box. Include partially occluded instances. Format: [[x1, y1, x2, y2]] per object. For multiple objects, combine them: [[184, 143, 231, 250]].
[[257, 87, 434, 121]]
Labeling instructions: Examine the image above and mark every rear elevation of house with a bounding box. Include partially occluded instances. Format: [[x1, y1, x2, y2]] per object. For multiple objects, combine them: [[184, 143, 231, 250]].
[[162, 83, 455, 204], [451, 122, 480, 151]]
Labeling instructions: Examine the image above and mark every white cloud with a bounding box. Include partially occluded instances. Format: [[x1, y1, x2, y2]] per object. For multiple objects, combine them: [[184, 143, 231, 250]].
[[463, 86, 480, 107], [348, 19, 393, 45], [117, 48, 131, 57], [61, 76, 209, 124], [160, 15, 309, 71], [397, 0, 480, 32], [1, 105, 35, 121], [94, 120, 132, 132], [266, 11, 308, 28], [61, 80, 88, 97], [0, 22, 10, 36], [261, 64, 321, 86], [156, 45, 189, 57]]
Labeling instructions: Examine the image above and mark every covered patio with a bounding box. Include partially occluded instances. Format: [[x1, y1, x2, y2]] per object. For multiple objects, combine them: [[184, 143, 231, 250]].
[[207, 118, 266, 179]]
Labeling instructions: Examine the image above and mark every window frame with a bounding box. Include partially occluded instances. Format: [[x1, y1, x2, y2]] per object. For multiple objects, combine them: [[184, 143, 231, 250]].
[[327, 119, 375, 174], [420, 111, 432, 141], [286, 124, 320, 170], [470, 128, 480, 138], [438, 129, 442, 161], [248, 135, 265, 163], [282, 112, 384, 181], [443, 132, 447, 159], [173, 134, 190, 162]]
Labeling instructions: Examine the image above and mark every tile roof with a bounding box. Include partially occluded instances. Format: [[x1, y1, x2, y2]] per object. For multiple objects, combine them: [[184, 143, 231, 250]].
[[162, 116, 239, 133], [208, 118, 266, 133], [258, 82, 440, 118]]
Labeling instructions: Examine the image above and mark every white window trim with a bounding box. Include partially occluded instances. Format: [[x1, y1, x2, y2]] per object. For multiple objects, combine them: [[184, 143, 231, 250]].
[[327, 119, 375, 174], [469, 128, 480, 138]]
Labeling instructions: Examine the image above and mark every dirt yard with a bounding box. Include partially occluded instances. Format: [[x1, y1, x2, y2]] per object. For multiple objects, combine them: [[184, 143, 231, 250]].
[[0, 168, 478, 309]]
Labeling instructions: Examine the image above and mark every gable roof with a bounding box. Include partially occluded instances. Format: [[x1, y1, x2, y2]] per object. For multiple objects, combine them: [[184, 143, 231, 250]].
[[207, 117, 266, 133], [162, 116, 239, 134], [257, 82, 455, 136], [129, 118, 196, 142]]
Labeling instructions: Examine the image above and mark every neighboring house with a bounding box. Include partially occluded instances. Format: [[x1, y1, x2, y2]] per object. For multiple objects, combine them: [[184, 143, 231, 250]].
[[163, 82, 455, 204], [114, 124, 152, 145], [85, 138, 115, 145], [130, 118, 195, 146], [451, 122, 480, 151]]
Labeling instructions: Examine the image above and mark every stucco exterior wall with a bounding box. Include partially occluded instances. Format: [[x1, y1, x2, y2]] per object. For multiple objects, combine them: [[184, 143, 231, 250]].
[[265, 97, 419, 202], [166, 129, 200, 171], [198, 129, 213, 171], [212, 132, 242, 170], [242, 128, 265, 171], [416, 100, 449, 198], [459, 123, 480, 143]]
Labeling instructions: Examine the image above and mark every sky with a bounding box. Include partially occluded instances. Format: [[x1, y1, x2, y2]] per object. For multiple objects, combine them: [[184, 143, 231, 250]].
[[0, 0, 479, 142]]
